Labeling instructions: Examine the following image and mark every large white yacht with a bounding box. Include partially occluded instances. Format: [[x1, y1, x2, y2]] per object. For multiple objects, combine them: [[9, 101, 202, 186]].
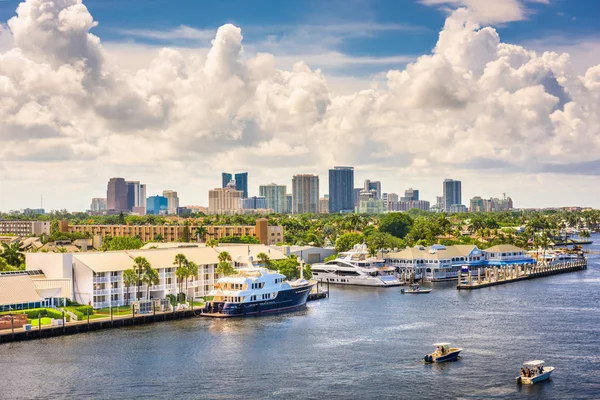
[[311, 244, 401, 287], [203, 258, 315, 317]]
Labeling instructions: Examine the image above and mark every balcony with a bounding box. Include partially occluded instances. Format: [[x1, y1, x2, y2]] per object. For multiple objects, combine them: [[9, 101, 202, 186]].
[[110, 275, 121, 282], [93, 276, 109, 283], [94, 301, 110, 309], [94, 289, 109, 295], [110, 287, 122, 293]]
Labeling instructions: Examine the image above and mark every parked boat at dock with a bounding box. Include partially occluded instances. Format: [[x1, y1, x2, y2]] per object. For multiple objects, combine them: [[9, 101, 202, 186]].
[[423, 343, 462, 363], [401, 284, 432, 294], [516, 360, 554, 384], [311, 244, 402, 287]]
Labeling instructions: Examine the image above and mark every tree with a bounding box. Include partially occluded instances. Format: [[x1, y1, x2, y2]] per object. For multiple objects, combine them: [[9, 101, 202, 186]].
[[123, 269, 138, 305], [184, 260, 199, 299], [269, 255, 310, 280], [195, 226, 208, 243], [218, 251, 232, 264], [205, 239, 218, 248], [142, 264, 160, 300], [335, 233, 365, 253], [217, 235, 260, 244], [133, 256, 150, 301], [366, 232, 400, 257], [256, 252, 271, 267], [173, 254, 188, 294], [102, 236, 143, 251], [0, 241, 25, 267], [153, 234, 165, 242], [0, 257, 17, 272], [216, 251, 235, 276], [379, 213, 413, 238]]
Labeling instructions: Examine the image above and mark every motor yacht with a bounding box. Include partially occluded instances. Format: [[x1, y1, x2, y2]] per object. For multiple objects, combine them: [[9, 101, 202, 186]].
[[311, 244, 402, 287]]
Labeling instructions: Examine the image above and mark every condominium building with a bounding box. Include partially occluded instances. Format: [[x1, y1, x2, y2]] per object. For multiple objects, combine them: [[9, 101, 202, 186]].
[[0, 220, 51, 236], [449, 204, 468, 213], [286, 194, 292, 214], [222, 172, 248, 198], [259, 183, 287, 213], [90, 198, 107, 212], [328, 166, 354, 213], [107, 177, 128, 211], [364, 180, 382, 200], [240, 196, 267, 210], [403, 188, 419, 201], [25, 245, 287, 309], [358, 199, 386, 214], [162, 190, 179, 215], [382, 193, 399, 210], [63, 219, 284, 245], [292, 174, 319, 214], [209, 182, 244, 214], [389, 200, 430, 211], [319, 197, 330, 214], [443, 179, 462, 212], [470, 196, 485, 212]]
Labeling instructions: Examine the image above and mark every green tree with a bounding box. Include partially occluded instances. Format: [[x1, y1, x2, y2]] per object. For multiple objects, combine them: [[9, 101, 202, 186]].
[[133, 256, 150, 301], [184, 260, 199, 298], [142, 264, 160, 300], [173, 254, 188, 294], [217, 235, 260, 244], [102, 236, 143, 251], [153, 234, 165, 242], [0, 241, 25, 267], [195, 226, 208, 243], [379, 213, 413, 238], [256, 252, 271, 267], [0, 257, 16, 272], [206, 239, 218, 247], [269, 255, 311, 280], [366, 232, 400, 257], [335, 232, 365, 253], [216, 251, 235, 276], [123, 269, 138, 305]]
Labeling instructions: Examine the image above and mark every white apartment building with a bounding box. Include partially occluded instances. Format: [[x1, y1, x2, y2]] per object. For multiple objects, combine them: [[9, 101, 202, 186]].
[[0, 220, 51, 236], [26, 245, 287, 309]]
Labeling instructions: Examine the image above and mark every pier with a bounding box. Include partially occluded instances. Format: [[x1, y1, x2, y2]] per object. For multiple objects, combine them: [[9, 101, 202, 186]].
[[456, 260, 587, 290]]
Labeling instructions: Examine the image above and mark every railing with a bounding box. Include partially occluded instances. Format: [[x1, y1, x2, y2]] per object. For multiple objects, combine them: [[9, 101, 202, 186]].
[[110, 276, 121, 282], [94, 289, 109, 295], [94, 301, 110, 309], [109, 287, 122, 293], [93, 277, 109, 283]]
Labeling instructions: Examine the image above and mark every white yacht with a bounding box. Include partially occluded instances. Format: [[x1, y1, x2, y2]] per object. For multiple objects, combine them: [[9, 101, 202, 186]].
[[311, 244, 402, 287], [203, 259, 315, 318]]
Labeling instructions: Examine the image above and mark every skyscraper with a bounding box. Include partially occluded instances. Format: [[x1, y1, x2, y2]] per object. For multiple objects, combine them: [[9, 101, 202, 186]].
[[328, 166, 354, 213], [404, 188, 419, 201], [286, 194, 292, 214], [90, 198, 107, 212], [146, 195, 168, 215], [292, 174, 319, 214], [443, 179, 462, 212], [106, 178, 127, 211], [259, 183, 287, 213], [126, 181, 139, 211], [222, 172, 248, 198], [209, 181, 243, 214], [162, 190, 179, 215], [364, 179, 382, 200]]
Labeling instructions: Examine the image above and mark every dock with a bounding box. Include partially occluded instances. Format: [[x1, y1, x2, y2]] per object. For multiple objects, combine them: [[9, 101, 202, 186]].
[[456, 260, 587, 290]]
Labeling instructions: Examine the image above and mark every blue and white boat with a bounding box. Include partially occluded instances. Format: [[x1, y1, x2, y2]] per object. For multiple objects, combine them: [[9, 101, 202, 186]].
[[203, 265, 315, 318], [516, 360, 554, 384], [423, 343, 462, 363]]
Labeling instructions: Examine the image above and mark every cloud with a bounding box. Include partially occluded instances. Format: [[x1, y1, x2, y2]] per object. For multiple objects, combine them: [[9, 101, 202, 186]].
[[115, 25, 215, 43], [420, 0, 549, 24], [1, 1, 600, 210]]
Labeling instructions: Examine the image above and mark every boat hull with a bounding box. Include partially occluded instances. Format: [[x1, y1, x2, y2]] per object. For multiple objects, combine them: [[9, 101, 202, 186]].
[[516, 368, 554, 384], [203, 284, 314, 318], [314, 275, 402, 287], [425, 349, 462, 363], [401, 289, 432, 294]]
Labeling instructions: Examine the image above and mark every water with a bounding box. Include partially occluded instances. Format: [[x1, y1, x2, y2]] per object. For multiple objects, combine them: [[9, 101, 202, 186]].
[[2, 237, 600, 399]]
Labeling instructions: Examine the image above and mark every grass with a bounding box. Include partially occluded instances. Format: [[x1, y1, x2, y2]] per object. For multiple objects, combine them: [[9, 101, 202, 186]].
[[29, 317, 53, 326]]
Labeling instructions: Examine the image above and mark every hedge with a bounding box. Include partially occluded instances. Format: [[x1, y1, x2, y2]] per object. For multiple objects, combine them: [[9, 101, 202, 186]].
[[46, 308, 71, 322], [0, 308, 70, 322]]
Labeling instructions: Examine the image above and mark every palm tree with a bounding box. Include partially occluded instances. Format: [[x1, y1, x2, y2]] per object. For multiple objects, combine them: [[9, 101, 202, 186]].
[[195, 226, 208, 243], [0, 241, 25, 267], [142, 265, 160, 300], [217, 251, 235, 276], [173, 253, 188, 294], [218, 251, 232, 264], [184, 261, 199, 300], [256, 252, 271, 267], [123, 269, 138, 305], [205, 239, 218, 248], [133, 256, 150, 301]]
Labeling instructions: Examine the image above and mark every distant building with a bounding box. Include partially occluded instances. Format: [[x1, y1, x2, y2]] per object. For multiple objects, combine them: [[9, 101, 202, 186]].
[[186, 205, 209, 214], [382, 193, 398, 211], [353, 188, 362, 208], [90, 198, 107, 212], [162, 190, 179, 215], [209, 181, 244, 214], [436, 196, 444, 210], [389, 200, 430, 211], [146, 195, 168, 215], [472, 196, 514, 212], [106, 177, 127, 211], [364, 180, 382, 200], [449, 204, 468, 213], [0, 221, 51, 236], [22, 208, 45, 216], [319, 197, 330, 214], [328, 166, 354, 213], [358, 199, 386, 214], [286, 194, 292, 214], [404, 188, 419, 201], [443, 179, 462, 212], [259, 183, 288, 213], [470, 196, 485, 212], [241, 196, 268, 210], [222, 172, 248, 198], [292, 174, 319, 214]]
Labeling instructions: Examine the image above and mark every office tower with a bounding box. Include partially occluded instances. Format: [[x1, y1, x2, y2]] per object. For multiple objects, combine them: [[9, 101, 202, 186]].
[[470, 196, 485, 212], [126, 181, 140, 211], [292, 174, 319, 214], [328, 166, 354, 213], [106, 178, 127, 211], [90, 198, 107, 212], [443, 179, 462, 212], [404, 188, 419, 201], [241, 196, 267, 210], [162, 190, 180, 215], [382, 193, 398, 210], [353, 188, 362, 208], [139, 184, 146, 208], [209, 181, 243, 214], [222, 172, 248, 198], [259, 183, 287, 213], [286, 194, 292, 214], [146, 195, 169, 215], [364, 179, 382, 200]]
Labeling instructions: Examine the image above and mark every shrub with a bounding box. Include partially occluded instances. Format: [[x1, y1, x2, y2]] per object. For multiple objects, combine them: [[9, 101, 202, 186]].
[[74, 306, 94, 316]]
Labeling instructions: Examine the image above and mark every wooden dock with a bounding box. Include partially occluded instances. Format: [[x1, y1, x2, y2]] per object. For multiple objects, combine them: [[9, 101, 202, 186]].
[[456, 260, 587, 290]]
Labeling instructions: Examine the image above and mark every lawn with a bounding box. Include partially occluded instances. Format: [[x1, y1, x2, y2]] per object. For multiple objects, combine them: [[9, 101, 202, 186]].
[[29, 317, 52, 326]]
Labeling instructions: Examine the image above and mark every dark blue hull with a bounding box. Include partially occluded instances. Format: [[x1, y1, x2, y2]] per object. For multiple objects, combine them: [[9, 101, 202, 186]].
[[203, 284, 314, 318]]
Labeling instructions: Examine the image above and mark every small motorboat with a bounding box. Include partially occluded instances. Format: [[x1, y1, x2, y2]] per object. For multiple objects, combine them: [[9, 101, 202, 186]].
[[516, 360, 554, 384], [401, 284, 432, 294], [423, 343, 462, 363]]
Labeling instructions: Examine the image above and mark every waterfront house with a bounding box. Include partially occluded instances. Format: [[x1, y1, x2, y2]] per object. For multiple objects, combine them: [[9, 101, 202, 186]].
[[484, 244, 536, 266]]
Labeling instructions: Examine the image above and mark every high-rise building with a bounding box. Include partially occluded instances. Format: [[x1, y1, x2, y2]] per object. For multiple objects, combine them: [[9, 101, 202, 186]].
[[146, 195, 168, 215], [259, 183, 287, 213], [404, 188, 419, 201], [382, 193, 398, 210], [126, 181, 140, 211], [319, 197, 329, 214], [90, 198, 107, 212], [328, 166, 354, 213], [353, 188, 362, 208], [222, 172, 248, 198], [470, 196, 485, 212], [209, 181, 243, 214], [106, 178, 127, 211], [388, 200, 430, 212], [241, 196, 268, 210], [162, 190, 179, 215], [443, 179, 462, 212], [364, 180, 382, 200], [292, 174, 319, 214], [286, 194, 292, 214]]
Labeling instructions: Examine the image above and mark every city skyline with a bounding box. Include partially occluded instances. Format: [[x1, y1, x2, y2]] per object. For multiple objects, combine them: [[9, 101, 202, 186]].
[[1, 0, 600, 211]]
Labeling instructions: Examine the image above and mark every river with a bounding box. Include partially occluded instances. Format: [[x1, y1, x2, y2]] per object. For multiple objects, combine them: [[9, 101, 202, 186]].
[[1, 236, 599, 399]]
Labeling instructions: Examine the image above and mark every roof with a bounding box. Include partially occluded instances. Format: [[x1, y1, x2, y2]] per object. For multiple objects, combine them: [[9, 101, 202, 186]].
[[433, 342, 451, 346], [219, 245, 287, 264], [485, 244, 526, 253], [386, 245, 479, 260], [140, 242, 204, 250], [0, 275, 43, 306], [523, 360, 544, 366]]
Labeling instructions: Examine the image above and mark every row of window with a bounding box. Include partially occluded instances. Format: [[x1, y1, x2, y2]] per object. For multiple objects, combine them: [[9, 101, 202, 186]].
[[251, 282, 265, 289]]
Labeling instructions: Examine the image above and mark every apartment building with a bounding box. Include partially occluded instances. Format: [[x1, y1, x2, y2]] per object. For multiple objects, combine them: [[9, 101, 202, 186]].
[[0, 220, 51, 236]]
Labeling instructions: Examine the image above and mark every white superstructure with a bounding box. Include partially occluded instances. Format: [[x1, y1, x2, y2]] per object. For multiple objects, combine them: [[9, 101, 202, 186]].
[[311, 244, 401, 287]]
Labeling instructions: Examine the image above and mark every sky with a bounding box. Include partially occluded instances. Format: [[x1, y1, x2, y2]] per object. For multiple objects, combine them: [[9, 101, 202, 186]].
[[0, 0, 599, 211]]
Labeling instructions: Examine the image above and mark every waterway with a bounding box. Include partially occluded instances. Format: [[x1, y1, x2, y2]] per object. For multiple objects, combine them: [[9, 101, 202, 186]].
[[1, 236, 599, 399]]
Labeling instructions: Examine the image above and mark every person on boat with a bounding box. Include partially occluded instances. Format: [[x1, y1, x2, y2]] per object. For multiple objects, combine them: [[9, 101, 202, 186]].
[[520, 368, 525, 376], [440, 346, 445, 355], [525, 368, 531, 377]]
